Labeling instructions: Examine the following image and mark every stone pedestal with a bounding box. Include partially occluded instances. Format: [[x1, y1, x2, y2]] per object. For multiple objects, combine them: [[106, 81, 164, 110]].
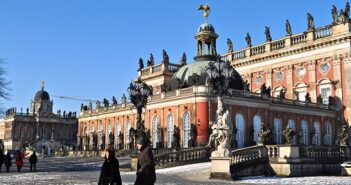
[[210, 157, 232, 180], [130, 155, 138, 171], [277, 145, 301, 163]]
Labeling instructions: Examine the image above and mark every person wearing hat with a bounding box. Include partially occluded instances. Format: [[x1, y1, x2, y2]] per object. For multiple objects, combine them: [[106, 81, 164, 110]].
[[98, 147, 122, 185], [134, 136, 156, 185]]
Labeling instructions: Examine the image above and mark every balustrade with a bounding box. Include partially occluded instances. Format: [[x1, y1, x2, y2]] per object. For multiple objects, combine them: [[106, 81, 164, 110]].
[[314, 26, 332, 39], [291, 33, 307, 45], [251, 44, 266, 55], [271, 39, 285, 51], [233, 50, 246, 60]]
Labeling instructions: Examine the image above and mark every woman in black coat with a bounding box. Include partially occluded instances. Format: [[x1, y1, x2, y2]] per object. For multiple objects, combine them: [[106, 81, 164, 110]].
[[135, 137, 156, 185], [4, 152, 12, 172], [98, 147, 122, 185]]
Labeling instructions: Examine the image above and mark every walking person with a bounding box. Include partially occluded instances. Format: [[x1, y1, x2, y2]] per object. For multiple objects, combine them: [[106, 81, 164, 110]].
[[4, 152, 12, 172], [0, 149, 4, 172], [98, 147, 122, 185], [134, 137, 156, 185], [29, 152, 38, 172]]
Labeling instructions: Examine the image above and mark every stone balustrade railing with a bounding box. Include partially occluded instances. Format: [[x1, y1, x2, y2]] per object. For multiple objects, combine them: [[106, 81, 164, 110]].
[[230, 145, 268, 172], [251, 44, 266, 56], [314, 25, 333, 40], [154, 147, 211, 168], [271, 39, 286, 51], [291, 33, 307, 45], [266, 145, 280, 159], [299, 145, 343, 161]]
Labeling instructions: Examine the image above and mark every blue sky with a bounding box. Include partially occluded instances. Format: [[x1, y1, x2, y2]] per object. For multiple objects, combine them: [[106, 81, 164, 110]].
[[0, 0, 349, 114]]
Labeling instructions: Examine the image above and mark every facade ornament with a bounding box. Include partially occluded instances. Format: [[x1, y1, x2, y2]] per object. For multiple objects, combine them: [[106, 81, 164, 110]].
[[147, 53, 154, 67], [80, 103, 84, 111], [332, 5, 338, 24], [286, 19, 292, 35], [265, 26, 272, 42], [138, 58, 144, 71], [179, 52, 187, 66], [227, 38, 233, 52], [307, 13, 315, 30], [258, 123, 271, 145], [112, 96, 118, 106], [96, 100, 101, 110], [337, 124, 349, 147], [197, 4, 210, 22], [162, 49, 169, 63], [121, 94, 127, 104], [88, 101, 93, 110], [245, 33, 252, 47], [282, 126, 296, 144], [103, 98, 109, 108]]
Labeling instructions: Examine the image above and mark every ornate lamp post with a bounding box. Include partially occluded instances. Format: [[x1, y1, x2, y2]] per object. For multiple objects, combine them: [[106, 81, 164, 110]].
[[128, 78, 152, 139], [206, 55, 235, 158]]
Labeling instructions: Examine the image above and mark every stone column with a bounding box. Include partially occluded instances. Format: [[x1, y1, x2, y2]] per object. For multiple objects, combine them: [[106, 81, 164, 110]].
[[333, 55, 343, 105], [343, 56, 351, 123], [286, 65, 294, 99], [308, 60, 317, 103]]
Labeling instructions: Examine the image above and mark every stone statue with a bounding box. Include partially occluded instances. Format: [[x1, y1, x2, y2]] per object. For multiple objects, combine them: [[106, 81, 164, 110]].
[[88, 101, 93, 110], [340, 9, 347, 24], [227, 38, 233, 52], [108, 132, 114, 145], [328, 96, 335, 107], [92, 132, 97, 149], [245, 33, 252, 47], [188, 124, 197, 147], [197, 4, 210, 20], [103, 98, 109, 108], [305, 93, 311, 103], [294, 91, 299, 101], [207, 96, 233, 157], [279, 88, 286, 99], [337, 125, 349, 147], [118, 131, 123, 149], [112, 96, 118, 106], [147, 53, 154, 67], [160, 82, 167, 92], [96, 100, 101, 110], [346, 2, 350, 18], [265, 26, 272, 42], [176, 78, 183, 89], [121, 94, 127, 104], [260, 83, 267, 95], [179, 52, 187, 66], [317, 94, 323, 104], [138, 58, 144, 71], [282, 126, 296, 144], [286, 19, 292, 35], [307, 13, 315, 30], [101, 134, 106, 150], [248, 126, 255, 146], [157, 126, 163, 148], [172, 125, 181, 148], [162, 49, 169, 63], [332, 5, 338, 24], [80, 103, 84, 111], [258, 123, 271, 145], [266, 86, 272, 97]]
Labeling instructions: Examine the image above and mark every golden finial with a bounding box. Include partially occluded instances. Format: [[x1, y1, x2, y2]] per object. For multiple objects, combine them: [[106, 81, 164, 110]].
[[41, 80, 45, 90], [197, 3, 211, 22]]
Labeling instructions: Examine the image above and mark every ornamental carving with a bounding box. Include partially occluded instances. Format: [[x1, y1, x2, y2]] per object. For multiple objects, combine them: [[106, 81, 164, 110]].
[[255, 75, 263, 85], [319, 62, 330, 74], [295, 67, 306, 80], [274, 70, 284, 82]]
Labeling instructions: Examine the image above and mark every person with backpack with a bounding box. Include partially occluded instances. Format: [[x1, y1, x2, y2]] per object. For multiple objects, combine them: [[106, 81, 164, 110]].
[[29, 152, 38, 172]]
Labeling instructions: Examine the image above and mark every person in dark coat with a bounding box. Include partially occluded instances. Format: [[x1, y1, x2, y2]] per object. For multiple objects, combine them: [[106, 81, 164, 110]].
[[4, 152, 12, 172], [98, 147, 122, 185], [29, 152, 38, 172], [0, 150, 4, 172], [134, 137, 156, 185]]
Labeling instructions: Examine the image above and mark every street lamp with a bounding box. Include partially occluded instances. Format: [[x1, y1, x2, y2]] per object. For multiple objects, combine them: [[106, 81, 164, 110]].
[[128, 78, 152, 138]]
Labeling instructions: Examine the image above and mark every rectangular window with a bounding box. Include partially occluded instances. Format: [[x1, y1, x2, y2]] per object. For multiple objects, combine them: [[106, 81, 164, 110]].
[[321, 87, 331, 104], [298, 91, 306, 101]]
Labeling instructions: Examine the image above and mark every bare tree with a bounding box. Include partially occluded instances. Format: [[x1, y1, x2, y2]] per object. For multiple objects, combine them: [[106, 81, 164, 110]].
[[0, 59, 11, 115]]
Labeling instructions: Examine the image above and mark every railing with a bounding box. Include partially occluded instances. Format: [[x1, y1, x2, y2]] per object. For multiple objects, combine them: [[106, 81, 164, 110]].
[[266, 145, 279, 161], [168, 64, 179, 72], [141, 68, 151, 76], [291, 33, 307, 45], [271, 39, 285, 51], [233, 50, 246, 60], [299, 145, 343, 161], [180, 87, 193, 94], [152, 147, 196, 155], [154, 147, 211, 168], [251, 44, 266, 55], [314, 26, 332, 40], [230, 145, 268, 172], [152, 64, 162, 73]]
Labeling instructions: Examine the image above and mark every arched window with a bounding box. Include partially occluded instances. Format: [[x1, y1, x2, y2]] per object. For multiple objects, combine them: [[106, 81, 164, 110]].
[[107, 123, 112, 134], [235, 113, 245, 148], [312, 121, 321, 145], [253, 115, 261, 144], [152, 116, 159, 148], [294, 83, 308, 101], [287, 119, 296, 144], [324, 122, 332, 145], [318, 79, 332, 105], [301, 120, 308, 145], [183, 112, 191, 148], [84, 127, 88, 135], [167, 114, 174, 148], [126, 121, 131, 145], [274, 118, 282, 144], [116, 122, 121, 143], [98, 123, 103, 144]]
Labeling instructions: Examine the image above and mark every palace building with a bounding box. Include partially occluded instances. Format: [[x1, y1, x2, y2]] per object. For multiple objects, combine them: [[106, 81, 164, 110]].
[[77, 6, 343, 151], [0, 83, 78, 151]]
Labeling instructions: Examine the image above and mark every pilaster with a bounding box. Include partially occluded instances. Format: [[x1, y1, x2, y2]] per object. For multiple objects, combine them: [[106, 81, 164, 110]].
[[308, 60, 317, 103]]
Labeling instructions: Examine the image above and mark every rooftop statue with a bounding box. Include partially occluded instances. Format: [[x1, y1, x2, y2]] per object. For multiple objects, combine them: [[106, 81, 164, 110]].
[[286, 19, 292, 35], [245, 33, 252, 47], [112, 96, 118, 106], [265, 26, 272, 42], [340, 9, 347, 24], [197, 4, 210, 21], [346, 2, 350, 18], [332, 5, 338, 24], [307, 13, 315, 30], [138, 58, 144, 71], [227, 38, 233, 52], [179, 52, 187, 66], [147, 53, 154, 67], [282, 126, 296, 144], [162, 49, 169, 63]]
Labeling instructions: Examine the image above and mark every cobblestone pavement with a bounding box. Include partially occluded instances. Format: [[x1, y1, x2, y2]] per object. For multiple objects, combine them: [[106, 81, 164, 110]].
[[0, 158, 351, 185]]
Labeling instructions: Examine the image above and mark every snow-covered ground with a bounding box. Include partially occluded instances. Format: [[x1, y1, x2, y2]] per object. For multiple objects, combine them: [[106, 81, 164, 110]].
[[0, 158, 351, 185]]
